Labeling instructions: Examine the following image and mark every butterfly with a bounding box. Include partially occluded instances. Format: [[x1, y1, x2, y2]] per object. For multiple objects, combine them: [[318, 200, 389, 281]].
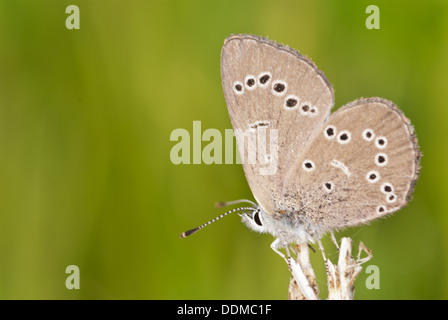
[[182, 34, 421, 266]]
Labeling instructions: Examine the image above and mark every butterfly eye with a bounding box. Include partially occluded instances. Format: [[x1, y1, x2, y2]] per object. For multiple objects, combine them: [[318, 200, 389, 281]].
[[253, 211, 263, 226]]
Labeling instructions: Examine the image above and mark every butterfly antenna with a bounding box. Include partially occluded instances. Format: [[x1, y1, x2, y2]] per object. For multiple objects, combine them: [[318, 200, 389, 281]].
[[180, 206, 256, 238], [215, 199, 257, 208]]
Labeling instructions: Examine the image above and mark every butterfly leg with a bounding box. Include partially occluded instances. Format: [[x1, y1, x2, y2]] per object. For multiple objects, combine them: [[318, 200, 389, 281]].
[[317, 239, 330, 277], [270, 238, 289, 263], [270, 238, 295, 272], [330, 232, 340, 250]]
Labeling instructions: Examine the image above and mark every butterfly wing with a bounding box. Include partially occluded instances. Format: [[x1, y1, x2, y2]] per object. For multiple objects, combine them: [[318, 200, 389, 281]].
[[281, 98, 421, 232], [221, 34, 334, 213]]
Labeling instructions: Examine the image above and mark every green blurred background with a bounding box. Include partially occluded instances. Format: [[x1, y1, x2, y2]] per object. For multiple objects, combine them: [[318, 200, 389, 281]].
[[0, 0, 446, 299]]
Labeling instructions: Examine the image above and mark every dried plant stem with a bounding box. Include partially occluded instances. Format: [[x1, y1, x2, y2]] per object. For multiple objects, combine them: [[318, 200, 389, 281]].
[[288, 237, 372, 300], [287, 244, 319, 300]]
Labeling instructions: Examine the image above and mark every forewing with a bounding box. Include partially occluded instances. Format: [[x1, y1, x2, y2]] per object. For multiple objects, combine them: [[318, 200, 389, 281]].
[[221, 34, 334, 213]]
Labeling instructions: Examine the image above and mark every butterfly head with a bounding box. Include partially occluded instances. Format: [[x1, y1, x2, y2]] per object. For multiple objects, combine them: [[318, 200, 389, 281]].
[[239, 207, 269, 234]]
